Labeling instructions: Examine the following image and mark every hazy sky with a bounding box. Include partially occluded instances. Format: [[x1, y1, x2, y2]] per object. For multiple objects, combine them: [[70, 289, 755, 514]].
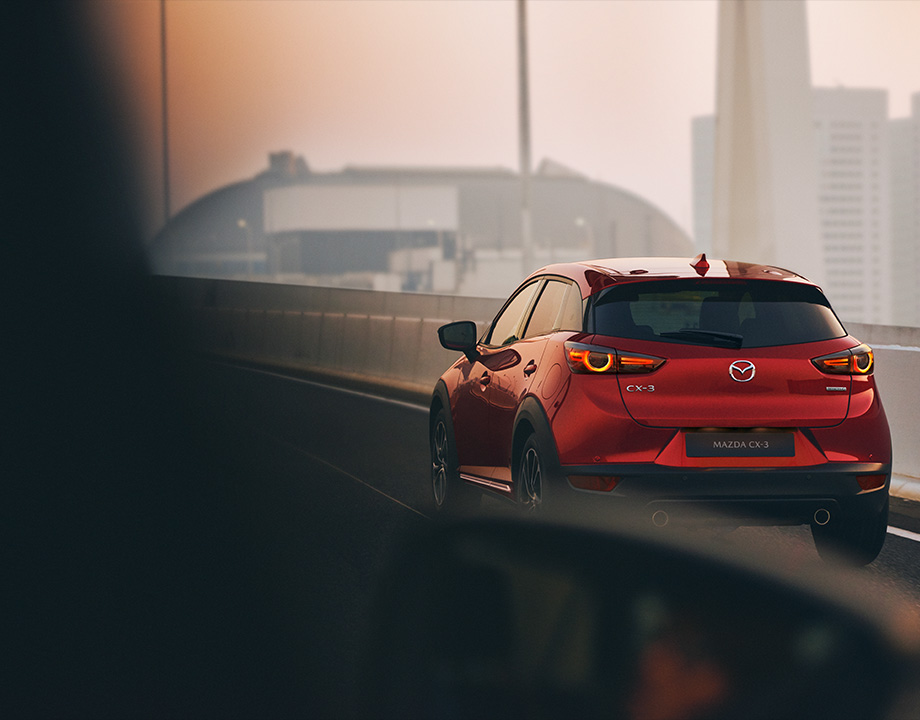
[[89, 0, 920, 239]]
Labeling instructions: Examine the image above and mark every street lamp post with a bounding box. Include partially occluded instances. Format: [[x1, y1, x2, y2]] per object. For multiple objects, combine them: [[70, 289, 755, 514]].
[[160, 0, 171, 225], [517, 0, 534, 277]]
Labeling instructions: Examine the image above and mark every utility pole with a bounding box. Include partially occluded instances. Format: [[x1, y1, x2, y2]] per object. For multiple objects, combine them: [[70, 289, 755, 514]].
[[517, 0, 534, 276], [160, 0, 171, 225]]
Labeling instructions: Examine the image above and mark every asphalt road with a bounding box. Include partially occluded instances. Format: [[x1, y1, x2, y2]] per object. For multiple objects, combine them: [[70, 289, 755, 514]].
[[191, 359, 920, 716], [189, 361, 432, 718]]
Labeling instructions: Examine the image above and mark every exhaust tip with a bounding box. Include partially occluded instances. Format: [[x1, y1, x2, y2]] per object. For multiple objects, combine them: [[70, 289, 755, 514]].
[[652, 510, 669, 528], [814, 508, 831, 526]]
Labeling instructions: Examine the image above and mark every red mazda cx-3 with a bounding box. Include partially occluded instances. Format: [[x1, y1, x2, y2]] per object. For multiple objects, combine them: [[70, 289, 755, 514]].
[[430, 256, 891, 564]]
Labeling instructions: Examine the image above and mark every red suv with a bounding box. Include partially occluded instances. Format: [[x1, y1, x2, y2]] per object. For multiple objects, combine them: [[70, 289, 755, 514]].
[[430, 256, 891, 563]]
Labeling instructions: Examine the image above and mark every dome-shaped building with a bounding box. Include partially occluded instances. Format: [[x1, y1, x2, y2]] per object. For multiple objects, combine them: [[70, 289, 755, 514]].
[[151, 152, 693, 297]]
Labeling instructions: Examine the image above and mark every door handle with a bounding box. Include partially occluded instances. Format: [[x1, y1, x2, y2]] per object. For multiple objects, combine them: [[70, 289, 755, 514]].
[[479, 372, 491, 386], [524, 362, 538, 377]]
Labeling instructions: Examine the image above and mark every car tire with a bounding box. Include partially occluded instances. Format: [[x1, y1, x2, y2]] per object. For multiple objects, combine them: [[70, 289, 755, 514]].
[[430, 408, 479, 515], [516, 434, 547, 513], [811, 497, 888, 565]]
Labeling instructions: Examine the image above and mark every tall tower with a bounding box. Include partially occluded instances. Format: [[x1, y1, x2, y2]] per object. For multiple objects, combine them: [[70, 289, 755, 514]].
[[712, 0, 824, 286]]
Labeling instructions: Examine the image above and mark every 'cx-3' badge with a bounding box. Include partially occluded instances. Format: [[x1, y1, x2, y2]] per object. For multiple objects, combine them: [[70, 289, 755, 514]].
[[729, 360, 756, 383]]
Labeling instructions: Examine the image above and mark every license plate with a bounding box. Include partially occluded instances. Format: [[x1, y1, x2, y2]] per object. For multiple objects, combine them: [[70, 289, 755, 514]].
[[685, 432, 794, 458]]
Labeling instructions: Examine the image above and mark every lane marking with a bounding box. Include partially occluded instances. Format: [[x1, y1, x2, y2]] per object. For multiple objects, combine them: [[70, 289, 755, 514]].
[[252, 425, 430, 520], [207, 359, 430, 518], [887, 526, 920, 543], [298, 445, 431, 520], [209, 359, 428, 412]]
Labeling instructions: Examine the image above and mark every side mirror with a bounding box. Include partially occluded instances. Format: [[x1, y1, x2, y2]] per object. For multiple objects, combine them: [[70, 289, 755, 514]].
[[438, 320, 479, 362], [364, 518, 920, 720]]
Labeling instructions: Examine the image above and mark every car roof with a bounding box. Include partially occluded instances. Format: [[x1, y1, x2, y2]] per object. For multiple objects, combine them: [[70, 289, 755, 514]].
[[525, 256, 814, 297]]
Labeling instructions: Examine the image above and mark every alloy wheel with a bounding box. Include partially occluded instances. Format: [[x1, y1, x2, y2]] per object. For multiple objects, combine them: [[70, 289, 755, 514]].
[[432, 419, 449, 508], [521, 445, 542, 511]]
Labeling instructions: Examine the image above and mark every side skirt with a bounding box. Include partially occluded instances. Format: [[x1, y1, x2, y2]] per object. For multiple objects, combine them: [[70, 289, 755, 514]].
[[460, 473, 513, 495]]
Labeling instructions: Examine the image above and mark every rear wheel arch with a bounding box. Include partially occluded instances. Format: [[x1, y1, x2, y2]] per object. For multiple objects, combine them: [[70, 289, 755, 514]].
[[511, 419, 536, 488], [511, 398, 562, 488]]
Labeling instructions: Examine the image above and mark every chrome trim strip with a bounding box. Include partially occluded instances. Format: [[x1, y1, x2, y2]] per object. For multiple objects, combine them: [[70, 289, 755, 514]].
[[460, 473, 513, 493]]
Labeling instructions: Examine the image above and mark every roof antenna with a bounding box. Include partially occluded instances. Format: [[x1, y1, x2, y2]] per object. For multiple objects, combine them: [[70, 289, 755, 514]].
[[690, 252, 710, 276]]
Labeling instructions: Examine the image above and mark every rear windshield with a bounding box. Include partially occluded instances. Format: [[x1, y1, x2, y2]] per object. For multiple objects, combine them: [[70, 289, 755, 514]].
[[589, 279, 846, 348]]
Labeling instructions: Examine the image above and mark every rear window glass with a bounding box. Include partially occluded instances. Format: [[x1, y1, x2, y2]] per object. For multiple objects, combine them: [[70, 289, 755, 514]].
[[589, 279, 846, 348]]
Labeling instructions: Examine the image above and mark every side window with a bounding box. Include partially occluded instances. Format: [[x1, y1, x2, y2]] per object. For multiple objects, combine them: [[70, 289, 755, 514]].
[[524, 280, 581, 339], [485, 281, 541, 346], [555, 282, 585, 332]]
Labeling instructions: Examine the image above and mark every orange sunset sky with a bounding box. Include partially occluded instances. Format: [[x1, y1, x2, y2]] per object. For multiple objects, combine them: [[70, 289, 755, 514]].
[[85, 1, 920, 240]]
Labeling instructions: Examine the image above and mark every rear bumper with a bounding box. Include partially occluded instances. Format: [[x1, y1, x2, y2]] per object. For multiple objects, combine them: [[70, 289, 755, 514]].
[[561, 462, 890, 526]]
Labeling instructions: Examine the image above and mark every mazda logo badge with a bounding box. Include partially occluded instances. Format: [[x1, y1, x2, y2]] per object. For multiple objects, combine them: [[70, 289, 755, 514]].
[[729, 360, 756, 383]]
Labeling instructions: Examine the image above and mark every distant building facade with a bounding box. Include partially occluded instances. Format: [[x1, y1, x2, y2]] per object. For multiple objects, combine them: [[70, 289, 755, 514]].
[[813, 88, 891, 324], [693, 86, 907, 325], [152, 153, 693, 297], [890, 92, 920, 327]]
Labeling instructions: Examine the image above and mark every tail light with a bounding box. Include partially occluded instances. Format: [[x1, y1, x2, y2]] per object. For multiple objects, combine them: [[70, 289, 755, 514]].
[[564, 341, 665, 375], [811, 344, 874, 376]]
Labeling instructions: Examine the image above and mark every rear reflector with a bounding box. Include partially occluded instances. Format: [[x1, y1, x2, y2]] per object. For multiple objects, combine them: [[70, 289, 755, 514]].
[[569, 475, 620, 492], [857, 474, 886, 492]]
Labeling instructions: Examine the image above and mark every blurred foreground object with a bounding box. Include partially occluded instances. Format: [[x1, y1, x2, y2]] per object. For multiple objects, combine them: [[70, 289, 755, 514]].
[[365, 518, 920, 720]]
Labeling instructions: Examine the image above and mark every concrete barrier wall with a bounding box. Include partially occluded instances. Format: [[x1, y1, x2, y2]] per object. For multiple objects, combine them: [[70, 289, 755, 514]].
[[152, 276, 920, 482], [154, 275, 499, 400], [848, 323, 920, 486]]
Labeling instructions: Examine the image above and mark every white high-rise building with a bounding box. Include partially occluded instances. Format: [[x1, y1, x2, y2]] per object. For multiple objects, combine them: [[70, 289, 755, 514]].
[[813, 88, 891, 324], [693, 87, 894, 325], [890, 92, 920, 327]]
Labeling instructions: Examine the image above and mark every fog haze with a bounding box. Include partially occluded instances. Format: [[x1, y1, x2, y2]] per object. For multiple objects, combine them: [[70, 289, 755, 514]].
[[88, 0, 920, 239]]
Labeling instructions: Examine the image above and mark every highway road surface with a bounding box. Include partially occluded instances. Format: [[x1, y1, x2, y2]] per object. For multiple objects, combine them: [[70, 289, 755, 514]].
[[188, 359, 920, 716]]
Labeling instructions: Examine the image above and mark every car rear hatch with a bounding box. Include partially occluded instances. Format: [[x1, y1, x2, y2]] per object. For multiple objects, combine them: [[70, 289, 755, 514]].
[[588, 277, 854, 429], [612, 341, 850, 428]]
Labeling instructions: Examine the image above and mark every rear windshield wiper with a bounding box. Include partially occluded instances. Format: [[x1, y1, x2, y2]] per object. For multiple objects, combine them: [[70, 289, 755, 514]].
[[659, 329, 744, 348]]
